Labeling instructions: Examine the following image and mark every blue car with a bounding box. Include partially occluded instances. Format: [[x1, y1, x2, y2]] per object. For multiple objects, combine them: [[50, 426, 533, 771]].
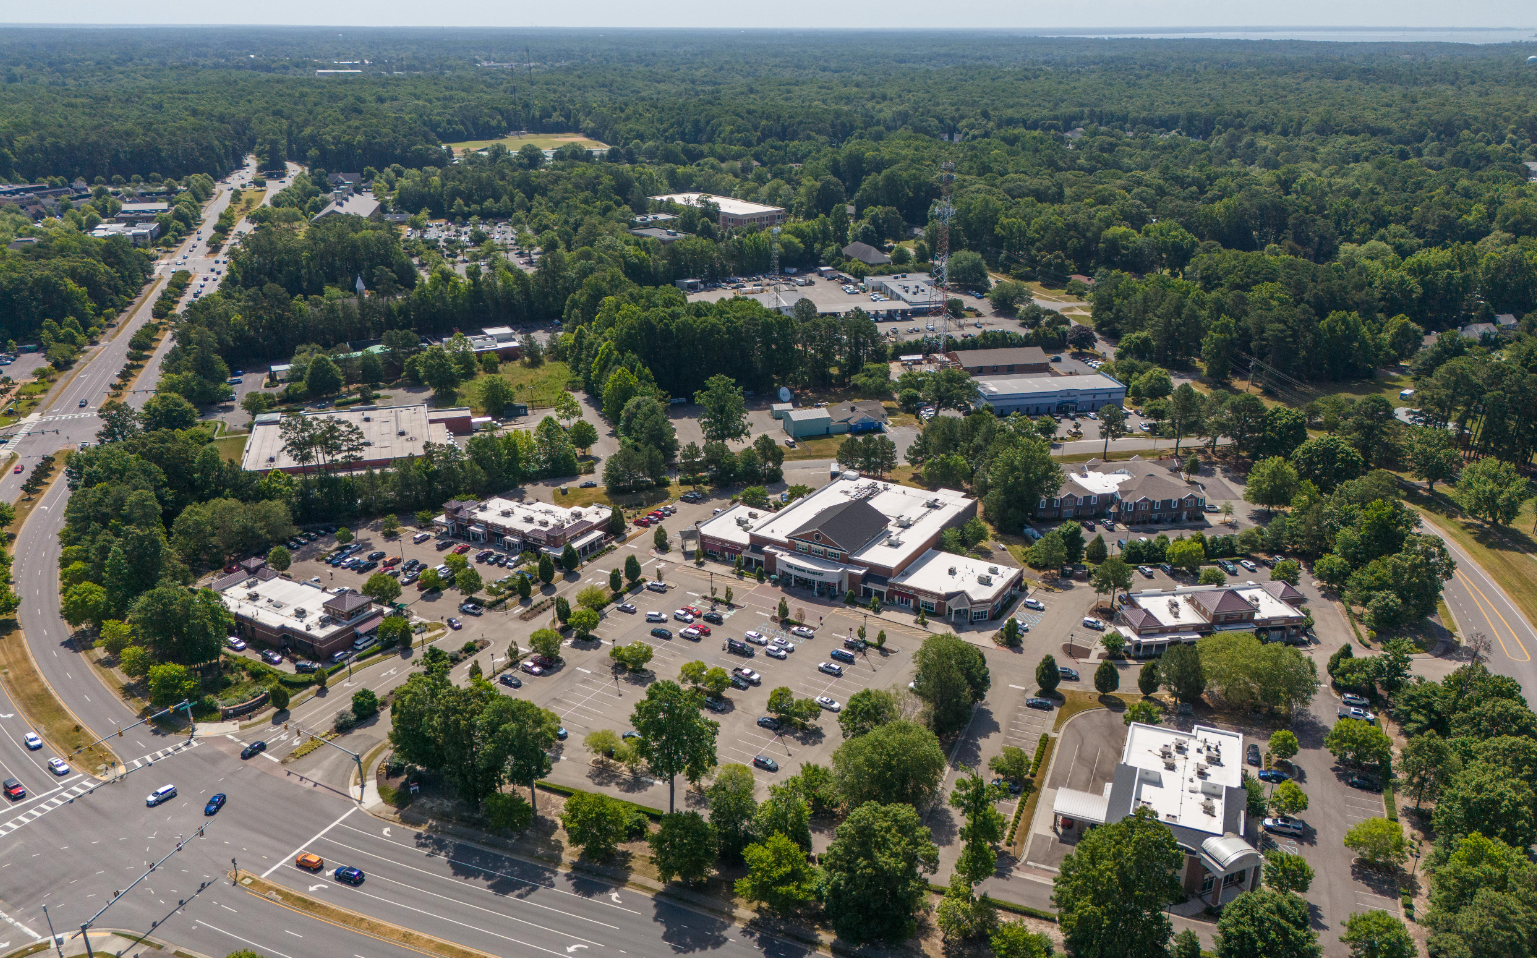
[[204, 793, 226, 815], [334, 865, 365, 885], [1257, 769, 1290, 784]]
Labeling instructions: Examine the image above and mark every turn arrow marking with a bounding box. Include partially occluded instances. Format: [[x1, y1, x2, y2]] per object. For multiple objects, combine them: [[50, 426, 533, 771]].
[[609, 891, 622, 904], [566, 947, 588, 953], [308, 883, 328, 892], [381, 828, 391, 837]]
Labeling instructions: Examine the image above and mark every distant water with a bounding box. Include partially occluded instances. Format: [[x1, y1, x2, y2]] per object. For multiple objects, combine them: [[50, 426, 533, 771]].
[[1035, 27, 1537, 44]]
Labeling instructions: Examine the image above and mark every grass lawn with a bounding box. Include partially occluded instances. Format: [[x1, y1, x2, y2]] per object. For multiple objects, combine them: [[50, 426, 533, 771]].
[[1410, 491, 1537, 641], [554, 482, 680, 513], [211, 433, 249, 463], [446, 132, 608, 153], [782, 434, 847, 461], [1051, 688, 1145, 732], [458, 360, 575, 412]]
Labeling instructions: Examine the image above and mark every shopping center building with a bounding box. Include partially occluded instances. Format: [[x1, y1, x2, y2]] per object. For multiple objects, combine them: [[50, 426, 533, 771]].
[[434, 496, 610, 558], [697, 474, 1023, 624]]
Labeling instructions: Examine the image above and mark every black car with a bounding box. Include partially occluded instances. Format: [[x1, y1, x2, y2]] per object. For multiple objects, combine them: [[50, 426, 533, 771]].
[[334, 866, 366, 885], [499, 672, 522, 688], [368, 551, 386, 561], [1346, 774, 1382, 792], [753, 755, 779, 772], [240, 740, 267, 760], [757, 716, 780, 731], [703, 697, 729, 713], [1025, 697, 1055, 710], [650, 627, 673, 640], [731, 675, 752, 690], [702, 611, 724, 624], [843, 637, 867, 651], [1246, 744, 1262, 767], [294, 660, 318, 674]]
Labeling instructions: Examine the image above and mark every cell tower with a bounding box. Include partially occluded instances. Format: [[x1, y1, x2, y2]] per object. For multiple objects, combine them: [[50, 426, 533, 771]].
[[927, 160, 956, 357], [771, 225, 783, 312]]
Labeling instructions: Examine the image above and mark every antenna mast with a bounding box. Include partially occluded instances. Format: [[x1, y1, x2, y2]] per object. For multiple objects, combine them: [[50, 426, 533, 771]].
[[928, 159, 955, 357], [771, 225, 783, 312]]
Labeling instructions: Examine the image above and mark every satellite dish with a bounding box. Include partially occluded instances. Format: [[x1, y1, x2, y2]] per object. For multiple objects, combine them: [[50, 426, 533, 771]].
[[778, 386, 792, 402], [1529, 55, 1537, 64]]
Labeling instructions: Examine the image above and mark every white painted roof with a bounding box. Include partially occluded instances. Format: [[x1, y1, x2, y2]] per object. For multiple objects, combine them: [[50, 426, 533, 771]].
[[649, 192, 784, 217], [889, 548, 1019, 607], [1121, 723, 1243, 837]]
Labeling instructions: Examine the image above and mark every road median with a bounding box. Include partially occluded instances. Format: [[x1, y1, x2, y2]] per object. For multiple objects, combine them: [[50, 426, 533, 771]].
[[234, 871, 499, 958]]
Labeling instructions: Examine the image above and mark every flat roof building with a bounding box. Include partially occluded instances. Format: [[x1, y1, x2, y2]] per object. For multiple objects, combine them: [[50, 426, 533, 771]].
[[976, 372, 1126, 416], [867, 273, 940, 310], [629, 227, 692, 245], [781, 401, 887, 439], [947, 347, 1050, 376], [697, 474, 1021, 624], [1114, 581, 1308, 655], [1053, 723, 1261, 906], [435, 496, 609, 557], [649, 192, 786, 230], [90, 222, 160, 246], [242, 405, 473, 474], [211, 570, 384, 659]]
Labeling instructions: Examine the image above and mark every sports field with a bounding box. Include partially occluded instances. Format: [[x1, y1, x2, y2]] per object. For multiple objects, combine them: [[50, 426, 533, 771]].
[[447, 132, 608, 152]]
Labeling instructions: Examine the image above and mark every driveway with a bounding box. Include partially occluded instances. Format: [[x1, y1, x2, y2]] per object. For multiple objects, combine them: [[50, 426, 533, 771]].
[[1022, 707, 1125, 870]]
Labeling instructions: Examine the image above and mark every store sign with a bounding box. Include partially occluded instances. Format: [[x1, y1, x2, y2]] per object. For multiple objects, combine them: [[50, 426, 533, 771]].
[[780, 557, 841, 582]]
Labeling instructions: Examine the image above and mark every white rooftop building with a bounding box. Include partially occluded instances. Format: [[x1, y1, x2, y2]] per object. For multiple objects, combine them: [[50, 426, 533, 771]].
[[1053, 723, 1262, 906], [649, 192, 786, 229], [211, 570, 383, 659], [436, 495, 608, 557]]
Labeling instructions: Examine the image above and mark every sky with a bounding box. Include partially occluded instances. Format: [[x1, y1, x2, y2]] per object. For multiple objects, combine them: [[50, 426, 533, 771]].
[[3, 0, 1536, 31]]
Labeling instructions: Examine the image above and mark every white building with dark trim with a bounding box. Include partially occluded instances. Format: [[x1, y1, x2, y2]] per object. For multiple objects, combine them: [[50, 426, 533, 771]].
[[1052, 723, 1261, 907], [435, 496, 609, 558], [697, 475, 1023, 625], [211, 569, 384, 660], [1114, 580, 1308, 656]]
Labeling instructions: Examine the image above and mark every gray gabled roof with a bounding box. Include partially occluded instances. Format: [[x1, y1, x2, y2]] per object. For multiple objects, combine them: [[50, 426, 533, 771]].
[[789, 498, 888, 553]]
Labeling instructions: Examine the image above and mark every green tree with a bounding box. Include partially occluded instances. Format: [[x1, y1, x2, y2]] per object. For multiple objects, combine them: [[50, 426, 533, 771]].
[[653, 525, 668, 551], [1199, 566, 1228, 585], [755, 783, 812, 849], [455, 567, 483, 597], [1214, 889, 1319, 958], [266, 544, 291, 571], [609, 568, 623, 593], [1123, 700, 1162, 726], [560, 790, 641, 860], [1086, 534, 1108, 563], [648, 811, 718, 884], [351, 688, 379, 720], [1094, 660, 1120, 694], [363, 572, 402, 605], [477, 375, 514, 417], [832, 719, 947, 808], [911, 633, 990, 736], [1052, 806, 1183, 958], [577, 585, 609, 611], [631, 681, 719, 813], [991, 922, 1052, 958], [735, 833, 819, 916], [1245, 457, 1300, 514], [1340, 910, 1415, 958], [708, 764, 759, 859], [1397, 731, 1457, 808], [537, 553, 555, 584], [1099, 403, 1128, 457], [1138, 661, 1161, 696], [61, 582, 110, 629], [1325, 718, 1393, 768], [1455, 457, 1530, 526], [570, 608, 602, 639], [1433, 761, 1537, 850], [482, 792, 533, 834], [1159, 642, 1206, 703], [608, 638, 652, 670], [267, 684, 290, 711], [624, 554, 642, 585], [335, 526, 354, 545], [529, 628, 563, 662], [1406, 427, 1459, 496], [1166, 537, 1205, 575], [950, 771, 1007, 886], [147, 662, 200, 707], [1262, 850, 1314, 895], [304, 354, 343, 397], [838, 688, 901, 738], [821, 802, 940, 944], [1342, 818, 1409, 869], [1034, 654, 1060, 694], [561, 542, 580, 572], [693, 374, 749, 444], [416, 568, 445, 592], [1269, 781, 1309, 816], [1268, 730, 1300, 764], [130, 586, 233, 665]]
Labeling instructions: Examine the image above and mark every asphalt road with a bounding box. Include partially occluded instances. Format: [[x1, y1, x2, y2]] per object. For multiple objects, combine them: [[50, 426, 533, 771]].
[[1433, 532, 1537, 688]]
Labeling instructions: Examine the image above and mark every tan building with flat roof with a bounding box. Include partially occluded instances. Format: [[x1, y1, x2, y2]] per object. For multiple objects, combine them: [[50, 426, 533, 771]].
[[242, 405, 473, 474]]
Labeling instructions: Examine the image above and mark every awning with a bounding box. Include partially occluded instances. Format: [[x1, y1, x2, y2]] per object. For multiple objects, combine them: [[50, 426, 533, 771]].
[[352, 613, 384, 635], [1052, 787, 1110, 825], [570, 529, 606, 551]]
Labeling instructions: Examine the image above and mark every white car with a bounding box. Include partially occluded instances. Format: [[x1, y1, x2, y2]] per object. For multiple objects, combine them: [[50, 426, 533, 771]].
[[1263, 816, 1305, 837], [790, 626, 815, 639], [23, 732, 42, 751], [47, 758, 69, 776], [765, 646, 788, 660], [1081, 617, 1104, 630], [743, 631, 767, 646], [646, 611, 666, 623], [226, 636, 247, 651], [1023, 597, 1045, 611], [770, 636, 795, 652], [816, 696, 842, 712], [1240, 560, 1257, 572], [818, 662, 844, 677], [673, 610, 694, 623]]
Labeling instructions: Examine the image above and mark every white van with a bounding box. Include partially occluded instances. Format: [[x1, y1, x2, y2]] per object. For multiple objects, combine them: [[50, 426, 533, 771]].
[[352, 635, 378, 653], [146, 784, 177, 807]]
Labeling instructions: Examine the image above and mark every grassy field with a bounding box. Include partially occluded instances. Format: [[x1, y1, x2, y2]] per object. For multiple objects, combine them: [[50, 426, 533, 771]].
[[553, 482, 681, 513], [459, 360, 575, 413], [212, 432, 249, 463], [781, 434, 847, 461], [446, 133, 608, 153]]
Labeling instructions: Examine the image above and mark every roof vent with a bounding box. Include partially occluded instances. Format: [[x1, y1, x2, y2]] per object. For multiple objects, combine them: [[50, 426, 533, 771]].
[[398, 430, 406, 436], [362, 415, 370, 421], [948, 566, 957, 575]]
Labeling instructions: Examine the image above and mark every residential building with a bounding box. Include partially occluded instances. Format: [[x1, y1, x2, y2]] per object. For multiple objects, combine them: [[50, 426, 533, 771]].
[[211, 569, 384, 660], [241, 404, 473, 474], [649, 192, 786, 229], [841, 241, 891, 265], [434, 496, 609, 558], [946, 347, 1050, 376], [1051, 723, 1261, 906], [697, 475, 1022, 623], [781, 401, 888, 439], [976, 372, 1126, 416], [1113, 580, 1308, 655], [1034, 459, 1205, 525]]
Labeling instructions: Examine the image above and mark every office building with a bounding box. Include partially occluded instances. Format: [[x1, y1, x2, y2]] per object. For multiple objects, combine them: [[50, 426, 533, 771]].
[[1036, 459, 1206, 526], [211, 569, 384, 660], [434, 496, 609, 558], [1113, 581, 1308, 655], [241, 405, 473, 474], [976, 372, 1126, 416], [649, 192, 786, 229]]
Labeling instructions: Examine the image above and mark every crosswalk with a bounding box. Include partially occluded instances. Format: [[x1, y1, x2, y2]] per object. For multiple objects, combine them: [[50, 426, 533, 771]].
[[0, 778, 93, 837], [37, 412, 96, 423], [123, 737, 200, 771], [0, 421, 36, 454]]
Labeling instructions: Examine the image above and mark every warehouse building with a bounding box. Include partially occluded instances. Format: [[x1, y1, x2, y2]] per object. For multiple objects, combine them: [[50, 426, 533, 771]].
[[946, 347, 1051, 376], [649, 192, 786, 229], [976, 372, 1126, 415], [697, 474, 1022, 624], [781, 401, 888, 439], [242, 405, 473, 474]]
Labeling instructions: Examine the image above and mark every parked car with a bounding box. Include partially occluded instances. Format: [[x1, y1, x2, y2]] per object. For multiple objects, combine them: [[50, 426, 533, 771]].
[[765, 646, 787, 659], [1025, 698, 1055, 710], [1263, 816, 1305, 837], [791, 626, 815, 639], [1340, 692, 1370, 708], [1246, 744, 1262, 766], [743, 631, 767, 646], [1023, 597, 1045, 611], [829, 648, 856, 664], [646, 611, 666, 622], [261, 650, 284, 666], [757, 716, 781, 731], [646, 581, 668, 593], [818, 662, 844, 677], [650, 628, 672, 640], [1338, 706, 1376, 724], [815, 696, 841, 712], [680, 627, 703, 640], [1081, 617, 1104, 630], [226, 636, 247, 651], [521, 662, 545, 676], [673, 610, 694, 623], [702, 611, 724, 624], [732, 667, 762, 685], [753, 756, 779, 772], [1137, 565, 1154, 578], [1058, 666, 1080, 682], [1257, 769, 1290, 784]]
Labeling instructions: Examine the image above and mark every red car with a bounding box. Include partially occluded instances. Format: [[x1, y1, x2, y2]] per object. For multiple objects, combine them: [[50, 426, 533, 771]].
[[683, 606, 703, 617], [453, 544, 472, 554], [693, 624, 711, 636], [11, 464, 21, 474], [633, 517, 651, 527]]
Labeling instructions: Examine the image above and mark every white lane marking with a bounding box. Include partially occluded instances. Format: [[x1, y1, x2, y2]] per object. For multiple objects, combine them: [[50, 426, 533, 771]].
[[0, 905, 38, 939], [261, 806, 357, 878]]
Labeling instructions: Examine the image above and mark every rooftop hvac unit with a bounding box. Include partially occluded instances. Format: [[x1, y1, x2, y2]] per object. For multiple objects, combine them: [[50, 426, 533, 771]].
[[501, 510, 512, 517], [1202, 800, 1217, 816], [362, 415, 370, 421], [304, 624, 312, 632], [267, 456, 276, 463], [895, 516, 913, 528], [948, 566, 957, 575], [988, 565, 999, 574], [1246, 594, 1260, 606], [1195, 763, 1208, 778], [1174, 740, 1188, 753], [398, 430, 406, 436], [1163, 759, 1176, 770], [246, 591, 260, 600], [926, 498, 942, 508], [363, 440, 372, 446], [1168, 599, 1180, 614], [294, 608, 307, 617], [748, 511, 759, 519], [1159, 745, 1173, 757], [978, 574, 993, 586], [887, 536, 902, 547]]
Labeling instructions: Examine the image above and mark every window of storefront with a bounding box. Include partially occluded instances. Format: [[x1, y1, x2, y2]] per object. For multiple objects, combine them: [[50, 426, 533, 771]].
[[971, 609, 988, 621], [797, 542, 809, 553], [1201, 874, 1215, 894], [920, 600, 936, 613]]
